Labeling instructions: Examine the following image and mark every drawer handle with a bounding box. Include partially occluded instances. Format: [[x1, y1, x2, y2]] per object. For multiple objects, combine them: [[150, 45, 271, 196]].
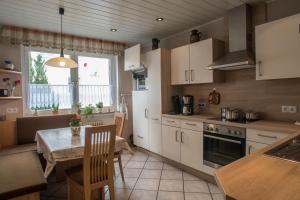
[[152, 118, 159, 121], [175, 130, 178, 142], [167, 120, 175, 123], [138, 135, 144, 139], [185, 123, 197, 126], [257, 134, 277, 139], [181, 131, 184, 143]]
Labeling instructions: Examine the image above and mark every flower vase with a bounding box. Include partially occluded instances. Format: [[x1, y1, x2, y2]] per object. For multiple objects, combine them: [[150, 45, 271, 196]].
[[9, 87, 15, 97], [71, 126, 81, 136]]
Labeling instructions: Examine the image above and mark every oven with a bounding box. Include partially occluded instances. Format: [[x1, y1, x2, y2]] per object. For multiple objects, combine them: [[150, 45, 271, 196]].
[[203, 123, 246, 168]]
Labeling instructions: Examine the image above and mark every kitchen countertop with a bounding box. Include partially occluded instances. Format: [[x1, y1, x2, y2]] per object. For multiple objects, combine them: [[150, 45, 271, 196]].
[[162, 114, 300, 133], [215, 133, 300, 200]]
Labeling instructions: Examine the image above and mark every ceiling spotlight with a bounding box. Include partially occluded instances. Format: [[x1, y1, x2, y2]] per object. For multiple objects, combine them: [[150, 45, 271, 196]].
[[156, 17, 164, 22], [110, 28, 117, 32]]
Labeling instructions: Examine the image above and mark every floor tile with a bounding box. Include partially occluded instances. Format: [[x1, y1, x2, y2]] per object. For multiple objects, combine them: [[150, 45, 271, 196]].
[[159, 180, 183, 192], [123, 168, 142, 178], [140, 169, 162, 179], [163, 163, 179, 171], [126, 161, 145, 169], [185, 193, 212, 200], [212, 194, 226, 200], [144, 161, 163, 170], [129, 189, 157, 200], [161, 170, 182, 180], [157, 191, 184, 200], [147, 156, 162, 162], [134, 178, 160, 191], [106, 188, 132, 200], [184, 180, 210, 193], [130, 154, 149, 162], [121, 154, 132, 161], [208, 183, 222, 194], [183, 172, 201, 181], [115, 177, 138, 189]]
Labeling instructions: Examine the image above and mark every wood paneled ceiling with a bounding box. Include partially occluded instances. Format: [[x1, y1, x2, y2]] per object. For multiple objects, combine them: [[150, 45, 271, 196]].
[[0, 0, 269, 45]]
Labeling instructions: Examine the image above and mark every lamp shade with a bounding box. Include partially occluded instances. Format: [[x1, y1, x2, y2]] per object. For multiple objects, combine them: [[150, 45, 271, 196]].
[[45, 56, 78, 68]]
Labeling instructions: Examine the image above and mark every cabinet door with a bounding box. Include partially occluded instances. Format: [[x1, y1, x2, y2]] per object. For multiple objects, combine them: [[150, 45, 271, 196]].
[[149, 119, 162, 154], [180, 129, 203, 171], [124, 44, 141, 71], [162, 125, 181, 162], [246, 141, 268, 155], [189, 39, 214, 84], [256, 14, 300, 80], [171, 45, 190, 85], [132, 91, 149, 149], [146, 49, 162, 121]]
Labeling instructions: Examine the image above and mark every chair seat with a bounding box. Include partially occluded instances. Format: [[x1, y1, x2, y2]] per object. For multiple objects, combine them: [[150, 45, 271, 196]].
[[0, 143, 37, 156]]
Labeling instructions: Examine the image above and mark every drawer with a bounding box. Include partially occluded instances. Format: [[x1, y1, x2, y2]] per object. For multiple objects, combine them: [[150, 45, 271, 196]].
[[246, 129, 288, 145], [162, 117, 181, 127], [181, 120, 203, 131]]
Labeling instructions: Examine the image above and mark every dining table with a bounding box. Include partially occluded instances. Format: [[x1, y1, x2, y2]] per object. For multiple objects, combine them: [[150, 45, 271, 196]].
[[35, 126, 133, 178]]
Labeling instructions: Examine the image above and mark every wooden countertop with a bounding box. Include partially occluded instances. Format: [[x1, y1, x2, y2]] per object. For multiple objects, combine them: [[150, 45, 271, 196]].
[[162, 114, 300, 133], [215, 133, 300, 200], [0, 151, 47, 199]]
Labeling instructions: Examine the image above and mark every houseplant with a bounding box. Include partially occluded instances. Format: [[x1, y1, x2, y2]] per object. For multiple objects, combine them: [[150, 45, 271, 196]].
[[81, 104, 94, 116], [96, 101, 103, 113], [51, 103, 59, 114], [69, 115, 82, 136]]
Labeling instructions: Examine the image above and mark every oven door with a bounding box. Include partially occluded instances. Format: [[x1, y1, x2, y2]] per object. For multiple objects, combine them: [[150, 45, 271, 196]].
[[203, 132, 245, 168]]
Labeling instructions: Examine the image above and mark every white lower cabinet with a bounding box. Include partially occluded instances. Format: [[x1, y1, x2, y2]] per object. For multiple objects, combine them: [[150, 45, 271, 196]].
[[180, 128, 203, 171], [149, 119, 162, 155], [162, 125, 181, 162], [246, 141, 268, 155], [162, 117, 203, 171]]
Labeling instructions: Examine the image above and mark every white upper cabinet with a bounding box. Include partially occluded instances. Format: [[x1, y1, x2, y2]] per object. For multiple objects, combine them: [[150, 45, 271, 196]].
[[255, 13, 300, 80], [171, 45, 190, 85], [124, 44, 141, 71], [171, 38, 224, 85]]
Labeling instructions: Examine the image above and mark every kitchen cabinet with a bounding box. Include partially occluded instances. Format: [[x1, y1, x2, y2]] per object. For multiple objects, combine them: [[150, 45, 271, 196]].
[[255, 13, 300, 80], [162, 125, 181, 162], [246, 141, 267, 155], [171, 45, 189, 85], [132, 90, 149, 149], [162, 117, 204, 171], [149, 119, 162, 154], [171, 38, 224, 85], [124, 44, 141, 71], [180, 128, 203, 171]]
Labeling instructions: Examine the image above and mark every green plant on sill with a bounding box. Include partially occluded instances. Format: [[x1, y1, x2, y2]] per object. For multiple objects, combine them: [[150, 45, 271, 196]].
[[51, 103, 59, 112], [81, 104, 94, 116], [96, 102, 103, 109]]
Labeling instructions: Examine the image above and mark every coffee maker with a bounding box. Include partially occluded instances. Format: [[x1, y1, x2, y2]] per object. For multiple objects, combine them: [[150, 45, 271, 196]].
[[181, 95, 194, 115]]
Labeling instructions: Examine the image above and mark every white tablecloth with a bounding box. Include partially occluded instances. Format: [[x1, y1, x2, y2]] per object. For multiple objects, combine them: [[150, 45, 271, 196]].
[[35, 126, 133, 178]]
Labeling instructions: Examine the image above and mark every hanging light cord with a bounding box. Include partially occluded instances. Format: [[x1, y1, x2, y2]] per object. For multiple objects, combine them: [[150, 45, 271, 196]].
[[59, 7, 64, 57]]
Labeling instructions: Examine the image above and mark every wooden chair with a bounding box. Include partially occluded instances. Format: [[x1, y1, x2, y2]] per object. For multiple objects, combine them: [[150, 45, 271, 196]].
[[114, 112, 125, 181], [66, 125, 116, 200]]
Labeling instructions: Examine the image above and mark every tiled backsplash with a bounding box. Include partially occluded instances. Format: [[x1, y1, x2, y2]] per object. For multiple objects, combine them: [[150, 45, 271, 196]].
[[181, 68, 300, 122]]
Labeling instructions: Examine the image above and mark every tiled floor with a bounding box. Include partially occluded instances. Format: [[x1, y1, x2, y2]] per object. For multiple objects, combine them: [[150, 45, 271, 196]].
[[41, 150, 225, 200]]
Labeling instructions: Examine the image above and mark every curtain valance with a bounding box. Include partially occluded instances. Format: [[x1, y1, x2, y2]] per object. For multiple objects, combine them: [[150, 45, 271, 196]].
[[0, 25, 126, 55]]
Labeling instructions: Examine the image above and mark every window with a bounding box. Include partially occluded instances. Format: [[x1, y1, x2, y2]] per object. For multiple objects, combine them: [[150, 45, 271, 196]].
[[23, 47, 117, 111]]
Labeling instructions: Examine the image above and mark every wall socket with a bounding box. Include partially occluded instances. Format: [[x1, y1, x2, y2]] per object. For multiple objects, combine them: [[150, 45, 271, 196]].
[[6, 107, 18, 114], [281, 105, 297, 113]]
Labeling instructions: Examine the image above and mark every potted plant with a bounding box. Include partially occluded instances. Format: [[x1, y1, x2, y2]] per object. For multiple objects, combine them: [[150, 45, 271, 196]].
[[51, 103, 59, 114], [96, 102, 103, 113], [81, 104, 94, 116], [69, 115, 82, 136]]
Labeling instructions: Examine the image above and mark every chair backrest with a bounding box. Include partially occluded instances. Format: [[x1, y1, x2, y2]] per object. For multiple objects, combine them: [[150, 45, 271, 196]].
[[114, 112, 125, 137], [83, 125, 116, 189]]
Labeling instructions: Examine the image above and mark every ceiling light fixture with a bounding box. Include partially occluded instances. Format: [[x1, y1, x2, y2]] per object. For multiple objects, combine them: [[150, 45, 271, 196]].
[[156, 17, 164, 22], [45, 7, 78, 68], [110, 28, 117, 32]]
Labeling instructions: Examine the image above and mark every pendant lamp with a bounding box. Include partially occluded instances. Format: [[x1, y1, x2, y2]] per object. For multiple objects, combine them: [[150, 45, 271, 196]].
[[45, 7, 78, 68]]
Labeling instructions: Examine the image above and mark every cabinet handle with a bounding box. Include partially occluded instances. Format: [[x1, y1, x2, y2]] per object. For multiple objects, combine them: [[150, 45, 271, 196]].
[[190, 69, 194, 81], [181, 131, 184, 143], [175, 130, 178, 142], [138, 135, 144, 139], [185, 70, 189, 81], [248, 145, 252, 154], [144, 109, 148, 118], [258, 61, 262, 76], [185, 122, 196, 126], [257, 134, 277, 139], [167, 120, 175, 123], [152, 118, 159, 121]]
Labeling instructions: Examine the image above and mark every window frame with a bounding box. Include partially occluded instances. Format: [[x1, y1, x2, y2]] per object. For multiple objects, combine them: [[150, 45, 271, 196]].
[[21, 46, 118, 114]]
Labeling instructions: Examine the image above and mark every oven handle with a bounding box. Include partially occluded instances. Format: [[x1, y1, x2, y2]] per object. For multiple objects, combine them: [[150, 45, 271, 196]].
[[203, 134, 242, 144]]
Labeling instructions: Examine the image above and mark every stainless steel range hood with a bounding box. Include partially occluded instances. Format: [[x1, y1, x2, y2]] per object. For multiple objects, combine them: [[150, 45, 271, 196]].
[[208, 4, 255, 70]]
